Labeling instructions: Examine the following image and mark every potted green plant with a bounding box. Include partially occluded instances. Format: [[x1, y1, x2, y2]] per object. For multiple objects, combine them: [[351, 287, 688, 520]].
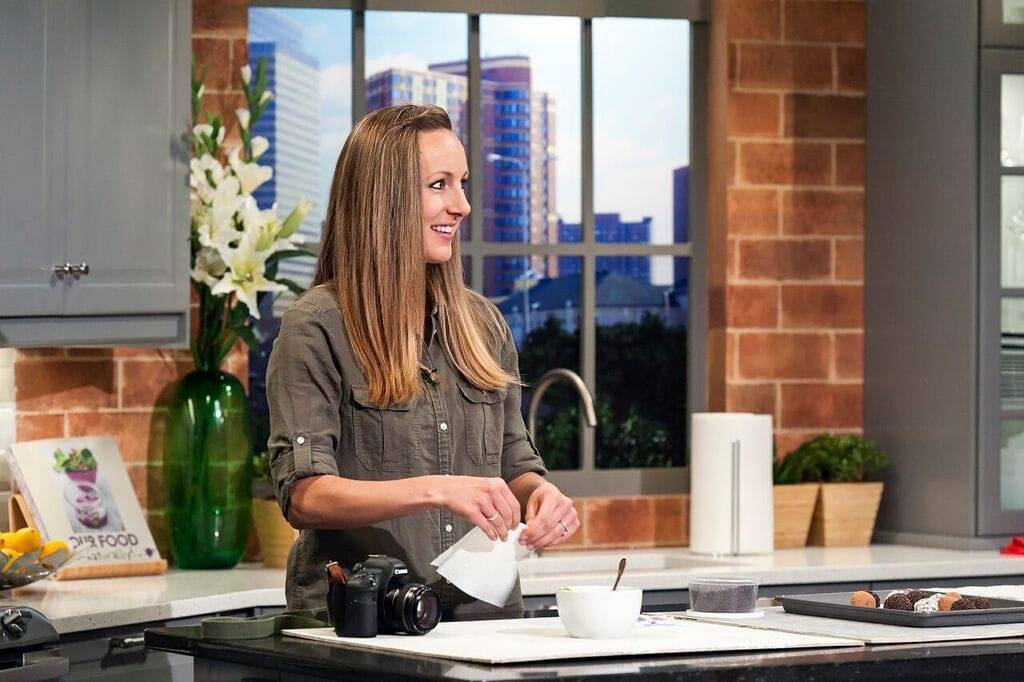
[[778, 433, 888, 547], [771, 451, 819, 549], [250, 450, 298, 569]]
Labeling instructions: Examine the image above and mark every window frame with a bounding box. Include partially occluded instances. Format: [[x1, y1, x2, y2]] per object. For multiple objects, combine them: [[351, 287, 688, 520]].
[[249, 0, 709, 496]]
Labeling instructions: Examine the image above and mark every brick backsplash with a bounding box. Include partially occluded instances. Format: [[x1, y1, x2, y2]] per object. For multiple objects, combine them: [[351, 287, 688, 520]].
[[713, 0, 866, 457], [0, 1, 865, 555]]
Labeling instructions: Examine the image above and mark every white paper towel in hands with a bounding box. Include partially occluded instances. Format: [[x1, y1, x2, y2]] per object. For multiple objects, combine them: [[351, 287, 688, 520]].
[[431, 523, 531, 607]]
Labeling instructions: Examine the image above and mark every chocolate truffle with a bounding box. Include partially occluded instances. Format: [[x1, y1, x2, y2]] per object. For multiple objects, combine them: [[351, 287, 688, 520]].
[[974, 597, 991, 610], [950, 598, 973, 610], [906, 590, 932, 604], [849, 590, 877, 608], [868, 591, 881, 607], [884, 594, 914, 611], [938, 592, 962, 611]]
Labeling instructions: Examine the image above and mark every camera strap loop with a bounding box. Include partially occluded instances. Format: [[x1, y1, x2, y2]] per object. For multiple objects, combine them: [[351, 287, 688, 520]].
[[199, 608, 330, 640]]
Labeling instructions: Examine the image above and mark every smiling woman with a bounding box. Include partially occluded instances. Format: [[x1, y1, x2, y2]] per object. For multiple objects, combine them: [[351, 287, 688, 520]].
[[264, 104, 579, 620]]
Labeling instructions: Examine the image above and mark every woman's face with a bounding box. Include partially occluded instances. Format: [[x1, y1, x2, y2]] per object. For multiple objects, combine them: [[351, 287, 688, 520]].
[[418, 129, 470, 264]]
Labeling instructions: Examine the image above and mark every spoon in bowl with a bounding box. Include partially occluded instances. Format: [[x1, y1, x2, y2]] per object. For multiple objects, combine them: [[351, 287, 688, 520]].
[[611, 557, 627, 591]]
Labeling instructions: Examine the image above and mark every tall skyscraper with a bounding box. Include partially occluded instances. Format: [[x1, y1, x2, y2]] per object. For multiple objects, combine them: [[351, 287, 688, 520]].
[[248, 10, 322, 309], [368, 56, 556, 297], [672, 165, 690, 286], [557, 213, 652, 283]]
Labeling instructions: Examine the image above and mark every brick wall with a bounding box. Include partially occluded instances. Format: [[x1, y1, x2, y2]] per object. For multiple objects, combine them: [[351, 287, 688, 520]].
[[0, 1, 864, 554], [713, 0, 865, 457]]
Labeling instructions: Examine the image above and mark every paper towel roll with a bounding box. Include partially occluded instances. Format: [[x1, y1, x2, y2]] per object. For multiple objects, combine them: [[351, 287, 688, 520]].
[[689, 413, 774, 555]]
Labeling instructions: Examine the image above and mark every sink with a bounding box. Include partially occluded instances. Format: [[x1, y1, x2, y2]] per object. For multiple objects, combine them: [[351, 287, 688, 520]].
[[518, 551, 733, 577]]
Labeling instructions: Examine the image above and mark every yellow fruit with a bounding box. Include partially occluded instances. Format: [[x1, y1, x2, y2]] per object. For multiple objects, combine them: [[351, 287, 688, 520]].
[[40, 540, 70, 570], [40, 539, 68, 558], [6, 528, 41, 554]]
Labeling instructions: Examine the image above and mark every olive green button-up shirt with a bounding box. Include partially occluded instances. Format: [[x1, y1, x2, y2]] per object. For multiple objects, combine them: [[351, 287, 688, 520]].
[[266, 285, 547, 619]]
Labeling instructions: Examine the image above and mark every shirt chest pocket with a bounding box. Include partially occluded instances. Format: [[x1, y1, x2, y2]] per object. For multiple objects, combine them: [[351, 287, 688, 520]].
[[457, 384, 506, 465], [349, 388, 419, 473]]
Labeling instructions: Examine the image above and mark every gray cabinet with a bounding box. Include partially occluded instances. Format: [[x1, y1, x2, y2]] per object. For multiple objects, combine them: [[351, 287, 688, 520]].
[[0, 0, 190, 347], [867, 0, 1024, 547]]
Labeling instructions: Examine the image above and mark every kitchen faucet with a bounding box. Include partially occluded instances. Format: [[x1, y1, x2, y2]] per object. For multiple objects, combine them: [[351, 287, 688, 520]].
[[526, 368, 598, 441]]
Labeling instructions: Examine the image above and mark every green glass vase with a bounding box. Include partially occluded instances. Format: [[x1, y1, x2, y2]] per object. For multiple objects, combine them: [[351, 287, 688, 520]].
[[163, 369, 252, 569]]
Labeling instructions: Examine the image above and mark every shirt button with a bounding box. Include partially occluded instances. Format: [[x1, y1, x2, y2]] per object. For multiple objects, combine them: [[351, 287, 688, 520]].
[[444, 524, 453, 533], [439, 422, 448, 432], [296, 436, 306, 445]]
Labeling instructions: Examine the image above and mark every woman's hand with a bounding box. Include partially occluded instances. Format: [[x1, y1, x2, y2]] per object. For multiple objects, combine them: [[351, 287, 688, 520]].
[[518, 481, 578, 550], [440, 476, 521, 541]]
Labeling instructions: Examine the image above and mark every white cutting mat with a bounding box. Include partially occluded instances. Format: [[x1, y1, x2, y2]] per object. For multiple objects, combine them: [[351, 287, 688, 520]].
[[282, 616, 861, 664]]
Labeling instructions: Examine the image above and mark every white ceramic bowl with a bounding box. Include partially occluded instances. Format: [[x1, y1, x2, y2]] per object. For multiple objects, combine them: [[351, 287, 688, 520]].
[[555, 586, 643, 638]]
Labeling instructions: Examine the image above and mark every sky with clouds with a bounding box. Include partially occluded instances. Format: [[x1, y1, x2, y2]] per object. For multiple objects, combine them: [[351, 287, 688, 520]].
[[253, 8, 689, 285]]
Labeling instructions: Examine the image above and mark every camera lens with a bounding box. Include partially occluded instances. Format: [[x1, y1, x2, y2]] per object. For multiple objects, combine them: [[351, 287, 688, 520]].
[[384, 583, 441, 634]]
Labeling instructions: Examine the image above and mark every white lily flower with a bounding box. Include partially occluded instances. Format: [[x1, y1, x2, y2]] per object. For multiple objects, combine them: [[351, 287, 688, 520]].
[[240, 64, 252, 85], [192, 123, 213, 139], [190, 246, 228, 288], [216, 125, 225, 145], [197, 84, 205, 100], [259, 90, 273, 106], [200, 176, 243, 248], [251, 135, 269, 159], [189, 154, 226, 204], [211, 239, 286, 319], [236, 107, 251, 131], [229, 147, 273, 194]]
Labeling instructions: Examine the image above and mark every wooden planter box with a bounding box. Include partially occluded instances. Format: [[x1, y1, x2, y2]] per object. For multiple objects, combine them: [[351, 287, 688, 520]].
[[808, 482, 884, 547], [773, 483, 819, 549], [252, 498, 298, 568]]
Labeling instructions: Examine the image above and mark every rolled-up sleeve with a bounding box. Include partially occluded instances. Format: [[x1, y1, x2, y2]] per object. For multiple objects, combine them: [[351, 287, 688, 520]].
[[497, 322, 548, 483], [266, 305, 344, 517]]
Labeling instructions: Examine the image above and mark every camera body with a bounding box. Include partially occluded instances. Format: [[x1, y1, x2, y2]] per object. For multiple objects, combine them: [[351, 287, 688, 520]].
[[328, 555, 441, 637]]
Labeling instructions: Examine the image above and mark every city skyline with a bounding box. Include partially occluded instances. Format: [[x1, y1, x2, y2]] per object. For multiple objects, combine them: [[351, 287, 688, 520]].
[[248, 8, 689, 285]]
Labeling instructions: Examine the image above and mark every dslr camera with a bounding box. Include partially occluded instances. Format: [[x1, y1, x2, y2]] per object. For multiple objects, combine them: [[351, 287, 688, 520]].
[[327, 555, 441, 637]]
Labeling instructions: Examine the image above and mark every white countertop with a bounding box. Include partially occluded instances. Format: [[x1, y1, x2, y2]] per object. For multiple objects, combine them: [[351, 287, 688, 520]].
[[518, 544, 1024, 595], [3, 545, 1023, 634], [0, 564, 286, 634]]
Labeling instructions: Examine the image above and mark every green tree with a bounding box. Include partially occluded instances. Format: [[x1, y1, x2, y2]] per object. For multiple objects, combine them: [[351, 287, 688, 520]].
[[518, 312, 687, 470]]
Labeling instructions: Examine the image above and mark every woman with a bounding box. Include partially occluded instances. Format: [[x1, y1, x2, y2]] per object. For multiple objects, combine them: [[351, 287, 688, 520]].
[[266, 104, 579, 620]]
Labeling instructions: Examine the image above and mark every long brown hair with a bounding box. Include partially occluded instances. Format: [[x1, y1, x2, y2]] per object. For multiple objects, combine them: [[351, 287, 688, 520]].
[[313, 104, 516, 407]]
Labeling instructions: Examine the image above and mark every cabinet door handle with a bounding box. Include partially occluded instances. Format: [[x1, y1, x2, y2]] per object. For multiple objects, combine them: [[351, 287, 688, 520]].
[[53, 262, 73, 279], [71, 262, 90, 276]]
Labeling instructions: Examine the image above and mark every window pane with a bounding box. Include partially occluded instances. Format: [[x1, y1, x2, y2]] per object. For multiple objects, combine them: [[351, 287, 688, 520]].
[[249, 7, 350, 315], [1002, 298, 1024, 411], [1005, 0, 1024, 23], [594, 17, 689, 258], [489, 255, 582, 470], [594, 255, 687, 469], [480, 14, 581, 259], [1002, 176, 1024, 287], [1000, 420, 1024, 511], [247, 7, 351, 452], [1002, 75, 1024, 167], [365, 11, 469, 238]]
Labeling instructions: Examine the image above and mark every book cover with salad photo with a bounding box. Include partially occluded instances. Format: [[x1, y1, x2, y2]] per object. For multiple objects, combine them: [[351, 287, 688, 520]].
[[4, 437, 165, 576]]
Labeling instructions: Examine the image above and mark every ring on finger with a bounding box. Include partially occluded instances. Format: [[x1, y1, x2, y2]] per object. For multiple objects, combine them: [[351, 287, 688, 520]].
[[558, 519, 570, 536], [487, 512, 500, 523]]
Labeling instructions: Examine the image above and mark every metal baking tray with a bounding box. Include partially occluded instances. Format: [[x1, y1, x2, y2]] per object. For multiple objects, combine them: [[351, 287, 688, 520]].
[[778, 591, 1024, 627]]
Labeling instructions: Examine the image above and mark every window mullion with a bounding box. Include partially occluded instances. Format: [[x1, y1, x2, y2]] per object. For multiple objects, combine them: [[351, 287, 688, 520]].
[[351, 7, 365, 121], [580, 16, 596, 473], [468, 14, 483, 289]]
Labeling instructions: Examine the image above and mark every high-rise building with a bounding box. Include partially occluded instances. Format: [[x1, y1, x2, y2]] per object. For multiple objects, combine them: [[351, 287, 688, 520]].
[[557, 213, 652, 283], [368, 56, 556, 297], [672, 165, 690, 286], [246, 9, 322, 435], [248, 10, 322, 313]]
